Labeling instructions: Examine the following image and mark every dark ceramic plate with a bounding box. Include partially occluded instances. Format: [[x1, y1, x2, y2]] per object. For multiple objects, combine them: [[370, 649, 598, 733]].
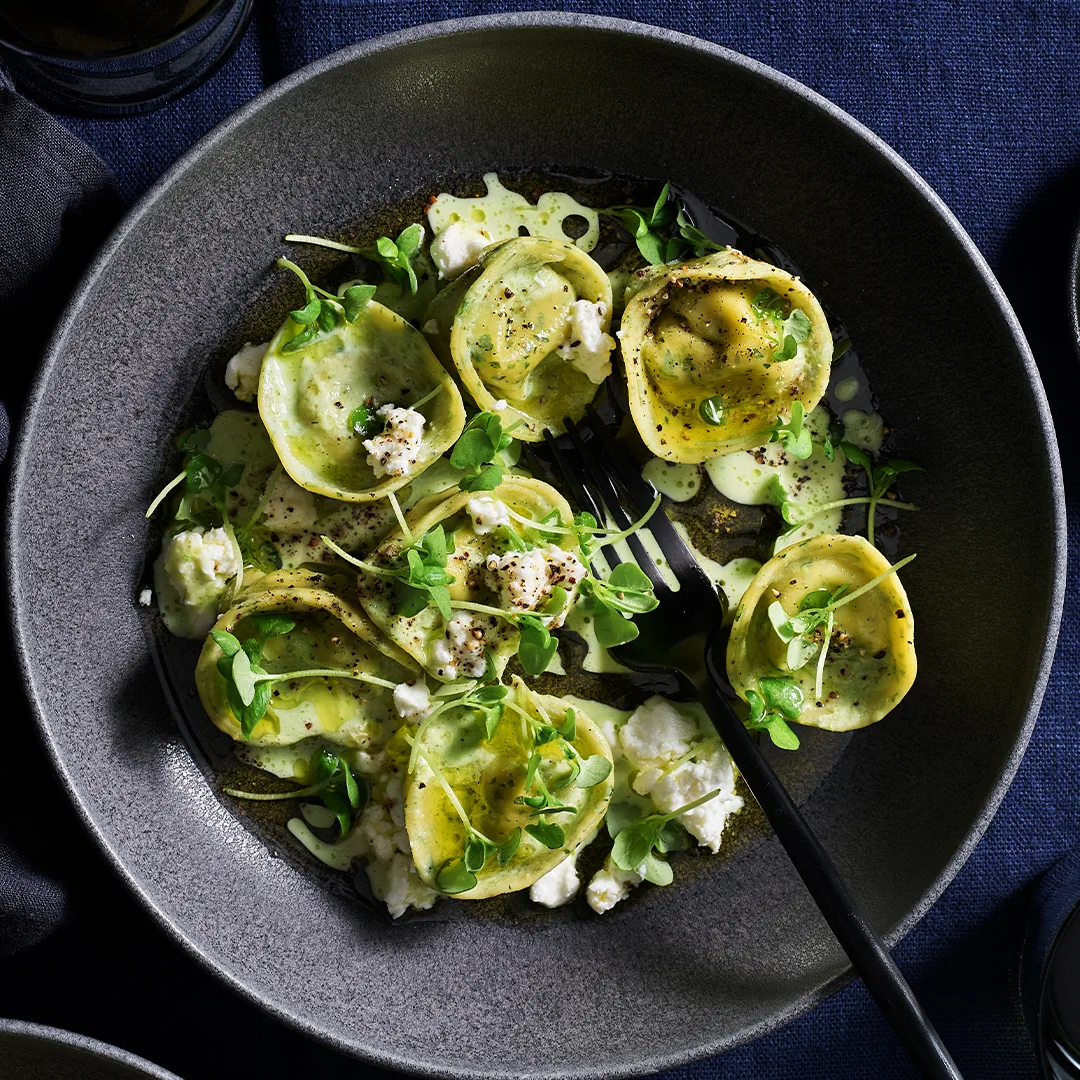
[[0, 1020, 180, 1080], [6, 14, 1065, 1080]]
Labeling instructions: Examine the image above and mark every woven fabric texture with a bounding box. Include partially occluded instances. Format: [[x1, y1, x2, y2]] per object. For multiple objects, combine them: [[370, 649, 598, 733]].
[[2, 2, 1078, 1078]]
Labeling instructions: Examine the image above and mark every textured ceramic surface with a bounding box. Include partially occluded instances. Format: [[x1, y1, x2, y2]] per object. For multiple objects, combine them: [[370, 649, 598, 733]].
[[6, 14, 1065, 1080], [0, 1020, 181, 1079]]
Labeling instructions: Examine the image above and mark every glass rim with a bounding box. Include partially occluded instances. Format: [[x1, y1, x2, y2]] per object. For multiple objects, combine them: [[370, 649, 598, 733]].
[[0, 0, 238, 62]]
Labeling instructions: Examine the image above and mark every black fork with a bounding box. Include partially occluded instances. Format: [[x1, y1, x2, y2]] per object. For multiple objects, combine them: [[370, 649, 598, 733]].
[[542, 403, 963, 1080]]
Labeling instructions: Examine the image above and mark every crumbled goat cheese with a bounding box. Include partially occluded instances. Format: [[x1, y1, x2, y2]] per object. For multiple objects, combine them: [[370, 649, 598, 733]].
[[375, 852, 439, 919], [587, 856, 643, 914], [619, 696, 700, 796], [430, 221, 491, 279], [138, 587, 153, 607], [649, 751, 744, 854], [224, 341, 267, 402], [559, 300, 614, 383], [358, 789, 411, 863], [363, 404, 426, 478], [467, 496, 510, 534], [164, 527, 239, 614], [421, 319, 439, 335], [393, 680, 431, 720], [430, 613, 488, 679], [262, 467, 319, 531], [485, 545, 585, 618], [530, 854, 581, 908]]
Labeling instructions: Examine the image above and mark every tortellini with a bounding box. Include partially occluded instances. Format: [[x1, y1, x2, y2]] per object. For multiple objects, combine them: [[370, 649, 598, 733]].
[[441, 236, 615, 440], [195, 569, 419, 747], [726, 534, 916, 731], [619, 249, 833, 462], [405, 679, 614, 898], [259, 299, 466, 502], [355, 478, 580, 683]]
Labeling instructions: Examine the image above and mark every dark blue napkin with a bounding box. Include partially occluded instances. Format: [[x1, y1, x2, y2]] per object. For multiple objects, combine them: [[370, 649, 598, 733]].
[[3, 4, 1080, 1079], [0, 66, 122, 955]]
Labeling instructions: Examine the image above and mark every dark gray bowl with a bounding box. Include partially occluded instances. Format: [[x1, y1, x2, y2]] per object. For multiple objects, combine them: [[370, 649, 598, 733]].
[[6, 14, 1065, 1079], [0, 1020, 180, 1080]]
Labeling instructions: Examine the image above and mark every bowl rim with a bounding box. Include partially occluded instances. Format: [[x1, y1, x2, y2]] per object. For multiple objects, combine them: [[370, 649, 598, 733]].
[[0, 1018, 182, 1079], [5, 11, 1067, 1077]]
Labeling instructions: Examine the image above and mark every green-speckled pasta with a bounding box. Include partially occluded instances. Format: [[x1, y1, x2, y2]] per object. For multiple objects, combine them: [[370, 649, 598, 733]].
[[441, 236, 614, 440], [196, 569, 419, 747], [619, 249, 833, 462], [406, 678, 613, 898], [727, 534, 916, 731], [356, 477, 577, 682], [259, 299, 466, 501]]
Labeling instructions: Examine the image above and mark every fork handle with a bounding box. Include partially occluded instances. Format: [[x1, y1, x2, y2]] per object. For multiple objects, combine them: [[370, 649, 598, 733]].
[[700, 658, 964, 1079]]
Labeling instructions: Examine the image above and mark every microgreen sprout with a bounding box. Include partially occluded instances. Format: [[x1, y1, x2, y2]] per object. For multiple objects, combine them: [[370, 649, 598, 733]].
[[578, 562, 660, 648], [840, 444, 924, 547], [601, 182, 726, 265], [610, 788, 723, 885], [743, 677, 804, 750], [323, 526, 454, 619], [450, 410, 516, 491], [284, 222, 425, 295], [750, 287, 812, 362], [768, 445, 921, 545], [507, 702, 612, 845], [407, 737, 522, 895], [145, 432, 247, 593], [768, 401, 813, 459], [276, 258, 376, 353], [767, 552, 916, 699], [222, 747, 366, 840], [211, 615, 397, 739], [407, 679, 509, 775], [501, 492, 662, 559]]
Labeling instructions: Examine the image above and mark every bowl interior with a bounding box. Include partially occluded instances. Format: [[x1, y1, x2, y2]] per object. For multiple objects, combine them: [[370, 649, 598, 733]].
[[7, 16, 1063, 1079]]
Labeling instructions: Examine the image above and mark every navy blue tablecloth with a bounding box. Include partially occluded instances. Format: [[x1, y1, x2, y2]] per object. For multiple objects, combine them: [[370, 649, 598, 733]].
[[4, 3, 1080, 1078]]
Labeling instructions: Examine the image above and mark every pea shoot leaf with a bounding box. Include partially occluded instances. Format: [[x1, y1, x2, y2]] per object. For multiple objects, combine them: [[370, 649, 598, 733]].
[[610, 787, 723, 877], [451, 411, 515, 491], [769, 401, 813, 460], [601, 182, 726, 266], [222, 747, 367, 840], [525, 821, 566, 849]]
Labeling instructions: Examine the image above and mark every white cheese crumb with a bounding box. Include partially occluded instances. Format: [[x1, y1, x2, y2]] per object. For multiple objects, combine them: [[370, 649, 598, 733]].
[[421, 319, 439, 335], [467, 496, 510, 534], [559, 300, 614, 383], [393, 680, 431, 720], [163, 527, 239, 627], [357, 797, 410, 863], [429, 613, 488, 679], [224, 342, 267, 402], [530, 854, 580, 908], [649, 750, 744, 854], [262, 467, 319, 531], [587, 856, 643, 914], [492, 399, 508, 410], [138, 587, 153, 607], [484, 545, 585, 619], [375, 852, 439, 919], [430, 221, 491, 279], [363, 404, 426, 478], [618, 696, 700, 795]]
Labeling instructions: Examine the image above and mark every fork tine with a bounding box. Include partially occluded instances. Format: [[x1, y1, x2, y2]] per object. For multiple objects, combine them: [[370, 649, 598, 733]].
[[564, 416, 669, 594], [583, 403, 716, 597], [540, 430, 622, 570]]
